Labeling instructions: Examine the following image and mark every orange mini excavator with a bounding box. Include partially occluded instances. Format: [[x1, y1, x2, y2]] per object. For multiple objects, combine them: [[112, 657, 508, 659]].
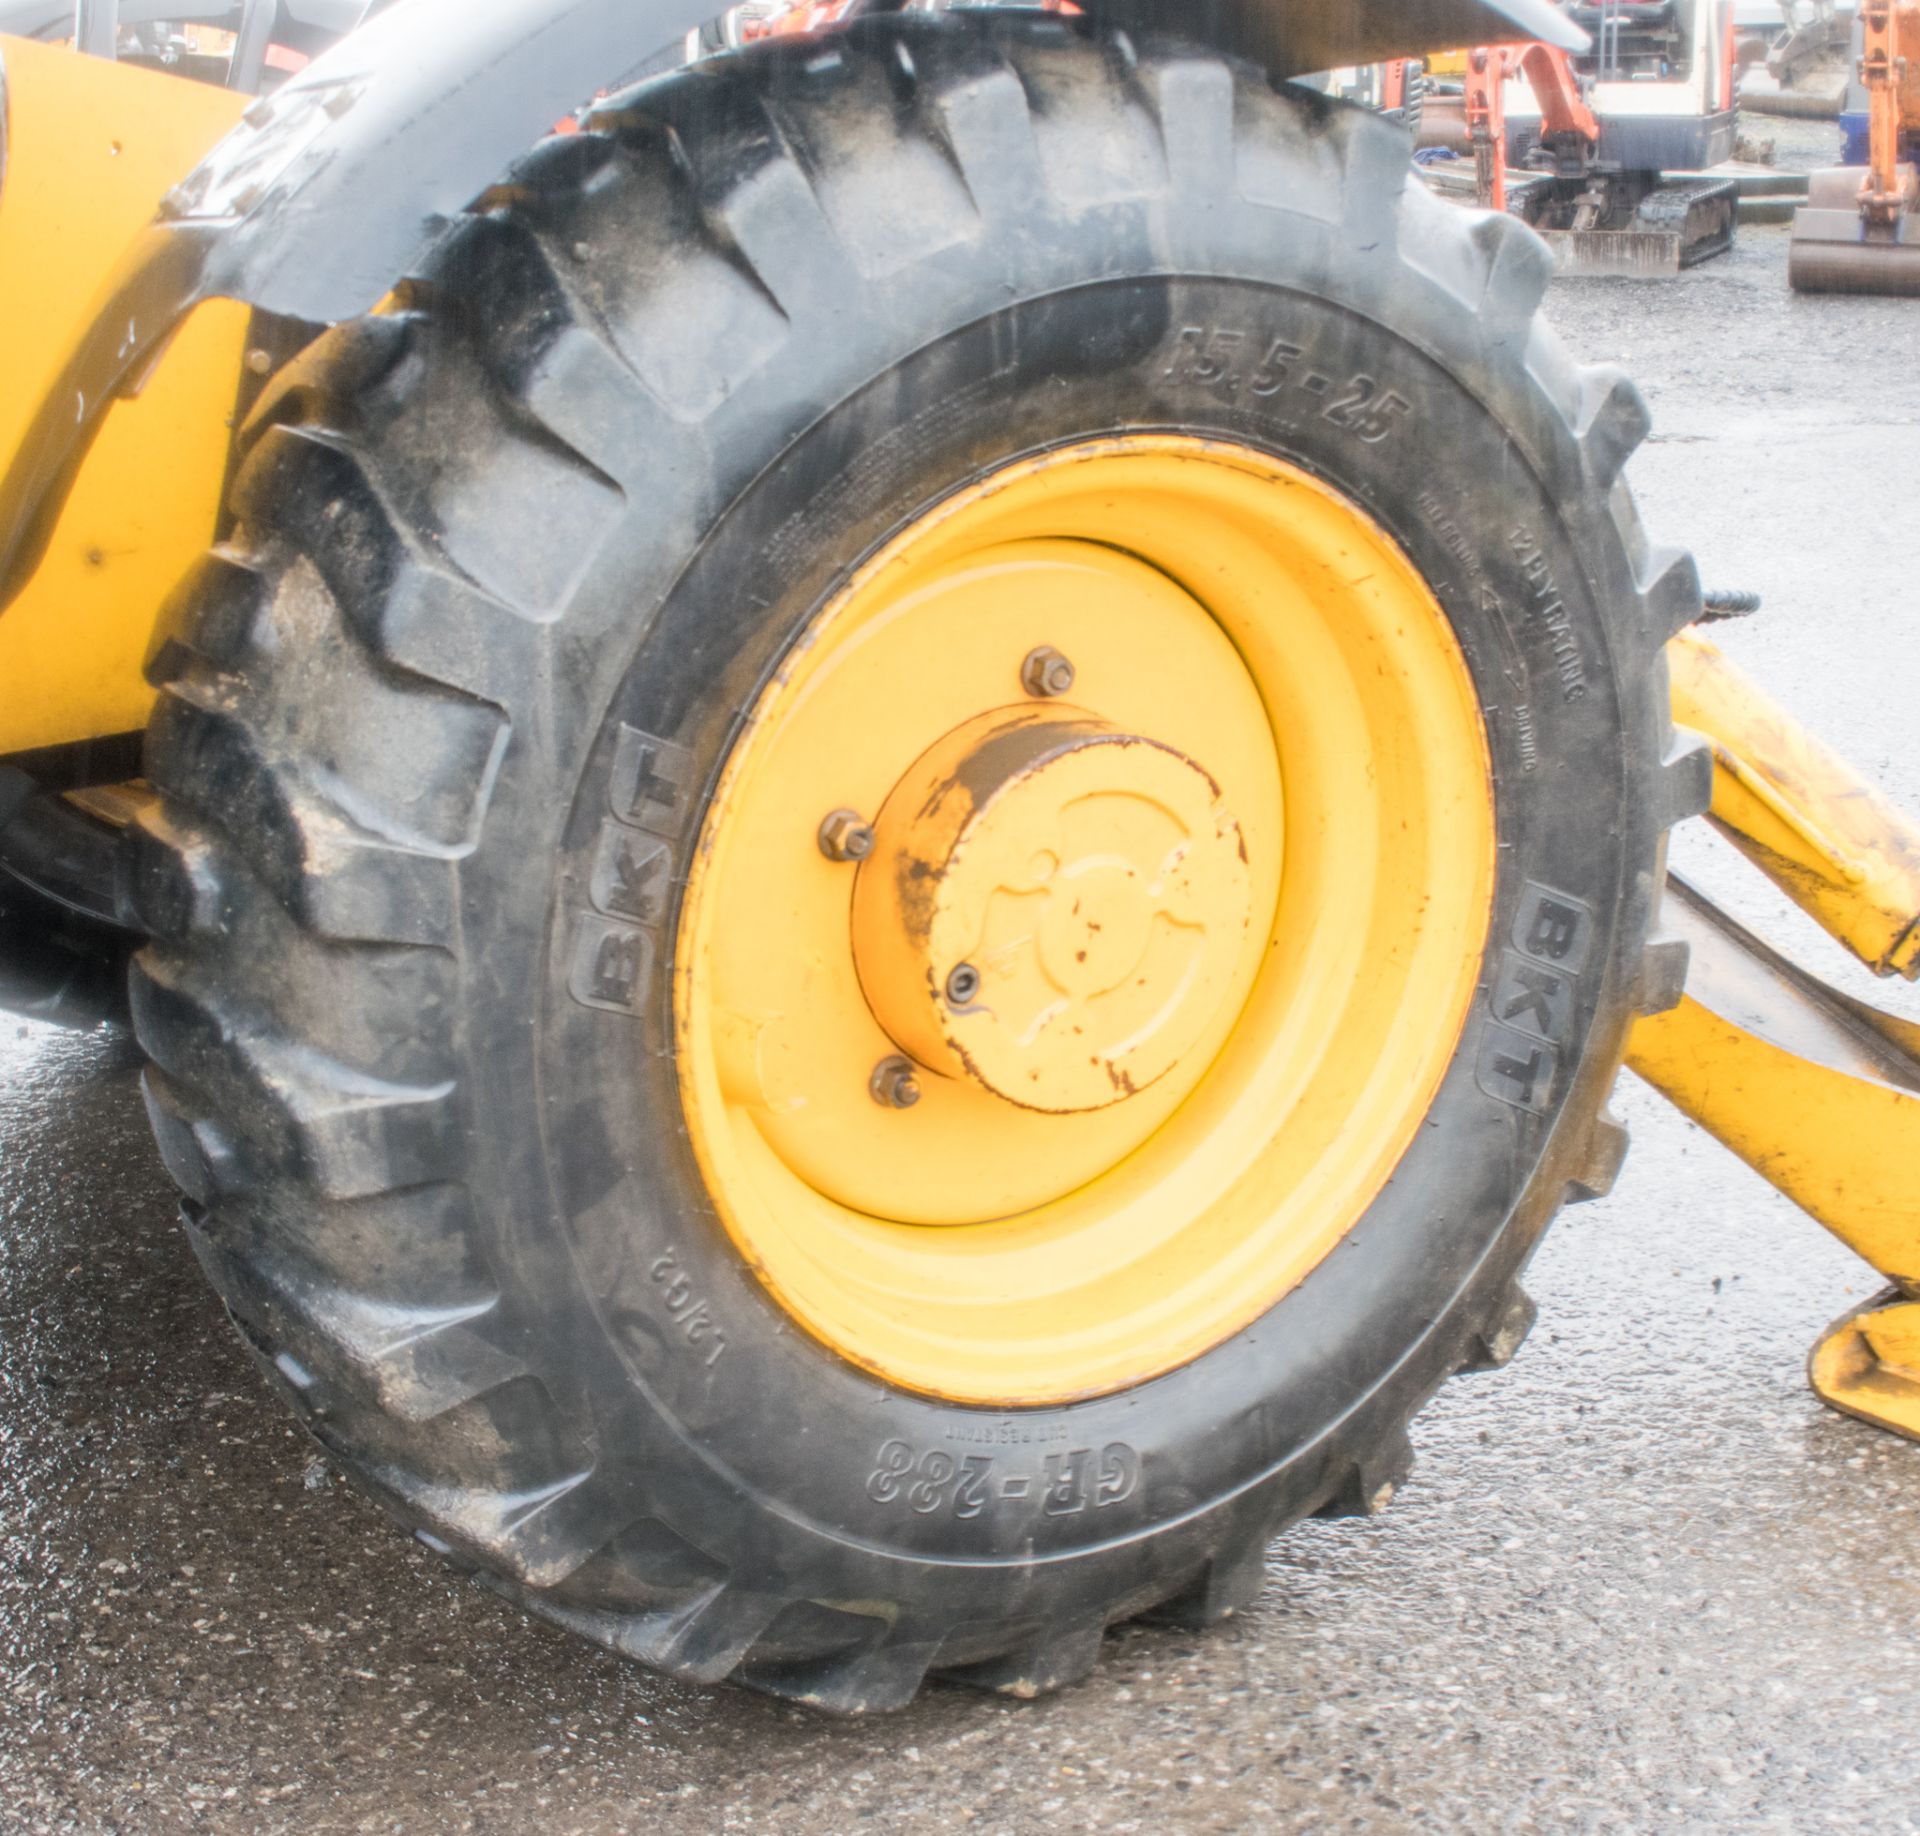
[[1461, 0, 1740, 273]]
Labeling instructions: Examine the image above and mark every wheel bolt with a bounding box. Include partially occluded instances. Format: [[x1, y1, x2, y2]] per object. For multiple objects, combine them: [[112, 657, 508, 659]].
[[944, 963, 982, 1006], [870, 1055, 922, 1110], [1021, 645, 1076, 699], [818, 808, 876, 863]]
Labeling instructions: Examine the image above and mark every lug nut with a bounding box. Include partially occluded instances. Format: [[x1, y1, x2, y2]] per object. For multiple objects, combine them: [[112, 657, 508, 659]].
[[819, 809, 876, 863], [944, 963, 982, 1006], [1021, 646, 1076, 700], [870, 1055, 922, 1111]]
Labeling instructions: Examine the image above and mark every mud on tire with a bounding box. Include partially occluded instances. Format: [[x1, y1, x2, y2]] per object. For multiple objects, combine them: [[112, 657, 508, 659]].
[[128, 13, 1707, 1711]]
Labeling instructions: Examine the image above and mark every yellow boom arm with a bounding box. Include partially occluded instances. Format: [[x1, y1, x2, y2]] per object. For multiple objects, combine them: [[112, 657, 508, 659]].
[[1630, 633, 1920, 1442]]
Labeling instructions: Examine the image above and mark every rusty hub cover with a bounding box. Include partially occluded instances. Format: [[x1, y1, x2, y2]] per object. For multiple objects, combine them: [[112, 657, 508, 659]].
[[852, 708, 1254, 1114]]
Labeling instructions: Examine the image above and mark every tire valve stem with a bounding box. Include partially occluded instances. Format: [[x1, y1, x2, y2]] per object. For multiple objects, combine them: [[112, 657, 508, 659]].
[[1022, 646, 1077, 699], [819, 809, 876, 863], [945, 963, 982, 1007], [870, 1056, 923, 1111]]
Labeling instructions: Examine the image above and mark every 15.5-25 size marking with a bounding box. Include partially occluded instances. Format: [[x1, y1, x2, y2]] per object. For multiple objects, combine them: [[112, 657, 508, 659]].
[[1161, 324, 1413, 442]]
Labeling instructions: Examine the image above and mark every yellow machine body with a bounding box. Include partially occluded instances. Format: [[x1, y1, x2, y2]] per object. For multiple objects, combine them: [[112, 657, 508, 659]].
[[0, 33, 249, 756]]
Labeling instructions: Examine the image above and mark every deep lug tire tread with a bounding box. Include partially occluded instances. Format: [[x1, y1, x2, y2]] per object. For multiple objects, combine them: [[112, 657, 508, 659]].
[[135, 16, 1702, 1710]]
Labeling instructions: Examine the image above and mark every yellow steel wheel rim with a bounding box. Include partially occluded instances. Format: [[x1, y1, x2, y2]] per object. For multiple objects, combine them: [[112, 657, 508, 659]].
[[675, 437, 1497, 1405]]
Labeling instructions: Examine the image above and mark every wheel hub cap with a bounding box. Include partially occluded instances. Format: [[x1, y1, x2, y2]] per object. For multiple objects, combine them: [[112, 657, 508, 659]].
[[853, 710, 1254, 1113]]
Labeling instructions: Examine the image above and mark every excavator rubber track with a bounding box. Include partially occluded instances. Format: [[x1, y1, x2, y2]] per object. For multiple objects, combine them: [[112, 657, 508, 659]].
[[1527, 176, 1739, 277]]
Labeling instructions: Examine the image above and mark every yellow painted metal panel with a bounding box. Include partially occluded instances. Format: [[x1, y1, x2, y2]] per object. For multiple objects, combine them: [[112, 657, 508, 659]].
[[1636, 640, 1920, 1443], [0, 34, 249, 755], [1811, 1292, 1920, 1444], [1669, 629, 1920, 978], [1630, 994, 1920, 1286], [1627, 878, 1920, 1440]]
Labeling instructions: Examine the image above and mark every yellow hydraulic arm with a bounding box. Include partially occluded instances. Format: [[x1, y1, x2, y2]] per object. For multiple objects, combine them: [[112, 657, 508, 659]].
[[1629, 630, 1920, 1442]]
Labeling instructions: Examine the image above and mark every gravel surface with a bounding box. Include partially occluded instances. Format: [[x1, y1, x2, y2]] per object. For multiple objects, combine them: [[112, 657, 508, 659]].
[[3, 119, 1918, 1835]]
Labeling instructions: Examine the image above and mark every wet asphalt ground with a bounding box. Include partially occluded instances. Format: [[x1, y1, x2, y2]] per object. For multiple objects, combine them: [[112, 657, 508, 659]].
[[4, 115, 1920, 1835]]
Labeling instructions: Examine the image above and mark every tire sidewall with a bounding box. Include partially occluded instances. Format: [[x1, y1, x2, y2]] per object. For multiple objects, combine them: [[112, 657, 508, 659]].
[[456, 269, 1659, 1611]]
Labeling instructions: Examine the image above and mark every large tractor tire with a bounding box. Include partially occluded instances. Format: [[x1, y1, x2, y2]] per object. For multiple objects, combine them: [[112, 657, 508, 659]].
[[127, 13, 1707, 1710]]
